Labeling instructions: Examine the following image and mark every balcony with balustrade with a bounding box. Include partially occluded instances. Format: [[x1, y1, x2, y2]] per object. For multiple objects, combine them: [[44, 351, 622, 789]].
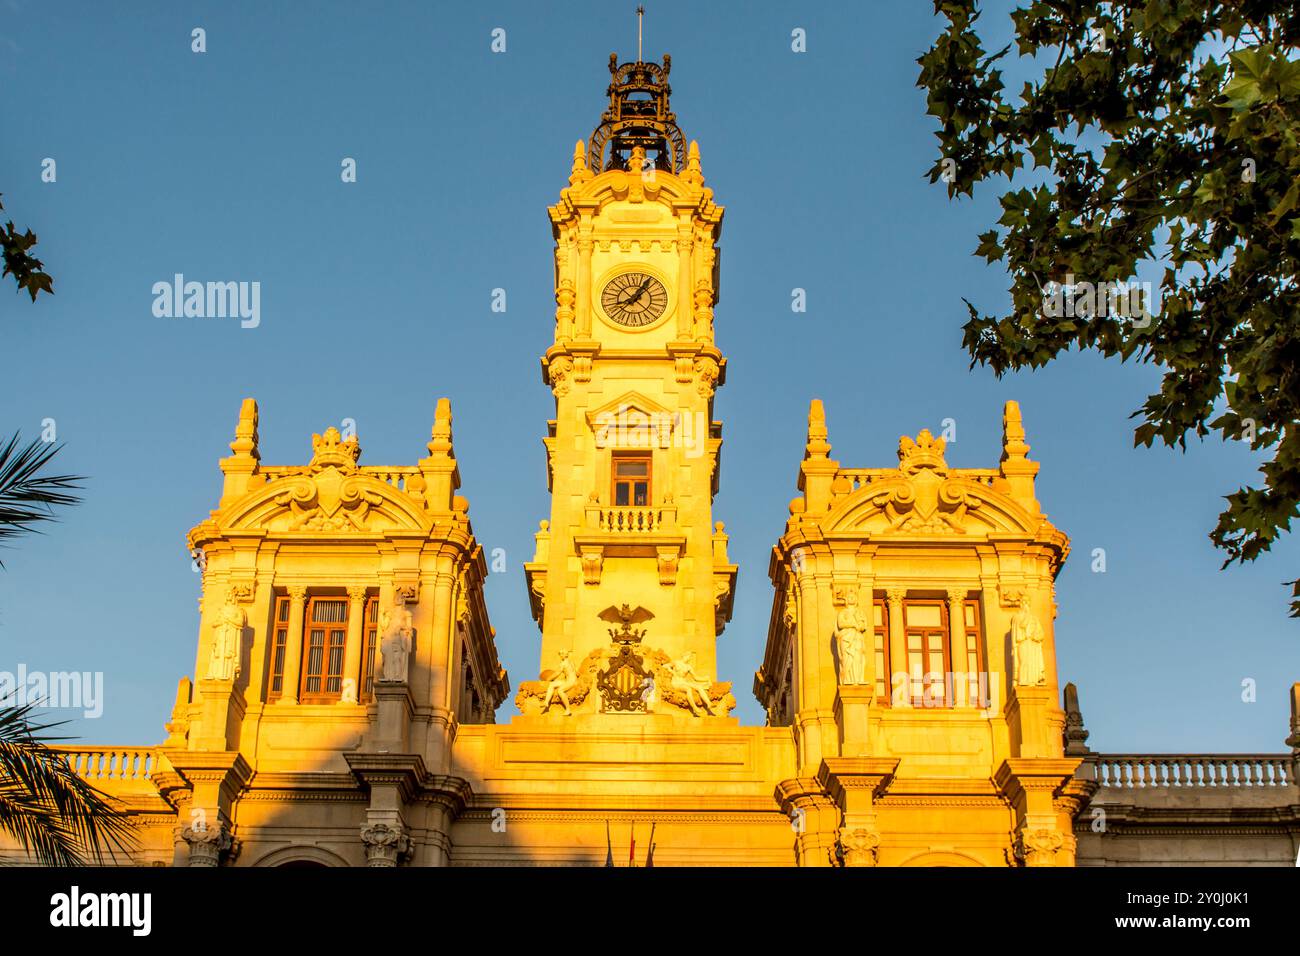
[[572, 500, 687, 586], [1074, 751, 1300, 865]]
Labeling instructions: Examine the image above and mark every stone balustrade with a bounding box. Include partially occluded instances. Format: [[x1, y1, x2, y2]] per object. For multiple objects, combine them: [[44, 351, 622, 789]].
[[358, 466, 421, 491], [53, 747, 167, 799], [593, 507, 666, 533], [1095, 753, 1294, 788]]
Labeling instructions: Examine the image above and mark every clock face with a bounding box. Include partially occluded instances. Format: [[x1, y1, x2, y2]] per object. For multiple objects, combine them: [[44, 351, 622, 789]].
[[601, 272, 668, 328]]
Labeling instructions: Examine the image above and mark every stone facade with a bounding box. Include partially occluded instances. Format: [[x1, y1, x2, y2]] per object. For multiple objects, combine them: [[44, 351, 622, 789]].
[[4, 52, 1297, 868]]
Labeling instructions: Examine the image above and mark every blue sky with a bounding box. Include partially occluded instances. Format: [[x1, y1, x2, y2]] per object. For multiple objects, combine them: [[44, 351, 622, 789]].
[[0, 1, 1296, 750]]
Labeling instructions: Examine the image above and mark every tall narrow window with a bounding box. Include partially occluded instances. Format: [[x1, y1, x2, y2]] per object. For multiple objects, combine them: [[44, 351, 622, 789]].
[[302, 598, 348, 702], [612, 453, 651, 506], [904, 600, 949, 707], [460, 642, 479, 722], [361, 596, 379, 702], [872, 598, 890, 704], [961, 599, 987, 706], [268, 595, 290, 700]]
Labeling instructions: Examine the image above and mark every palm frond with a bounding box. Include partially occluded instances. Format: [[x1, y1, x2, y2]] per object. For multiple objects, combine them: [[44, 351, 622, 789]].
[[0, 432, 84, 565], [0, 703, 137, 865]]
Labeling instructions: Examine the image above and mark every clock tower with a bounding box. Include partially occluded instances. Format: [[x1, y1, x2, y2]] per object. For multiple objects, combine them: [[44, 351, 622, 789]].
[[520, 52, 737, 717]]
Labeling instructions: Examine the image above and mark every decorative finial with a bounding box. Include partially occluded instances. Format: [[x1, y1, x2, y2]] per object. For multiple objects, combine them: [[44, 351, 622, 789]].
[[218, 397, 260, 503], [418, 397, 461, 510], [628, 145, 648, 179], [998, 399, 1040, 507], [1063, 682, 1091, 755], [429, 397, 453, 455], [805, 399, 831, 460], [637, 5, 645, 63], [569, 139, 592, 185], [683, 140, 704, 186], [229, 398, 259, 460], [1001, 400, 1030, 463]]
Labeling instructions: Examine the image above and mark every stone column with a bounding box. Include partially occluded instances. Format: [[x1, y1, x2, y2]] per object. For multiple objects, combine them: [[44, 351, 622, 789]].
[[995, 759, 1081, 867], [947, 588, 967, 706], [360, 822, 410, 867], [818, 758, 898, 868], [776, 780, 839, 867], [793, 570, 828, 774], [576, 231, 593, 336], [341, 586, 368, 703], [277, 586, 308, 704], [676, 220, 693, 338], [886, 588, 908, 707], [429, 569, 456, 711], [181, 821, 234, 867]]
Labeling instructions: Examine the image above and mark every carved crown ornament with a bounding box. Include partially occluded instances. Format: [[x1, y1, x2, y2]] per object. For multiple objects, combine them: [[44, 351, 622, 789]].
[[818, 430, 1045, 539], [309, 427, 360, 471], [201, 434, 434, 539]]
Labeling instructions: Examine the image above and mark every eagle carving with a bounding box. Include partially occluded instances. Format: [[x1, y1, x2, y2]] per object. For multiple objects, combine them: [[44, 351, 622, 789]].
[[598, 604, 654, 644]]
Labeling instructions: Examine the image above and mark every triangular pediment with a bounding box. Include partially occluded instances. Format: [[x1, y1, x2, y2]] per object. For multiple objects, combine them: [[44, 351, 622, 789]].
[[586, 391, 679, 449]]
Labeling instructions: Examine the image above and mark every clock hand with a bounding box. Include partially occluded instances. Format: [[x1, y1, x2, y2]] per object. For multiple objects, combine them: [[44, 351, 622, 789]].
[[618, 279, 652, 307]]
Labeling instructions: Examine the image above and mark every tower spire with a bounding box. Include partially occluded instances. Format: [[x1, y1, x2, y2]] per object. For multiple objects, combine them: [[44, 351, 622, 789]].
[[637, 5, 645, 62], [588, 50, 685, 174]]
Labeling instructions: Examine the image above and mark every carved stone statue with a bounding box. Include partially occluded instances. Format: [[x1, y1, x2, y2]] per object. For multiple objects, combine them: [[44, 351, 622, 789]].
[[1011, 595, 1045, 686], [541, 650, 579, 715], [378, 593, 413, 683], [834, 591, 868, 686], [513, 649, 601, 716], [206, 592, 245, 682], [665, 651, 715, 716]]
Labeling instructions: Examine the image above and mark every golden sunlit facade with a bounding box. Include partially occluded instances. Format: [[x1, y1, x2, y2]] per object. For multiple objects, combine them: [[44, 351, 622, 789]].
[[7, 51, 1297, 869]]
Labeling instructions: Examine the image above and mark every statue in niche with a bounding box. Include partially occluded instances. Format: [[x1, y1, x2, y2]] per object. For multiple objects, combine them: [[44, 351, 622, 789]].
[[541, 649, 579, 715], [378, 593, 413, 683], [665, 651, 715, 716], [834, 590, 869, 686], [1011, 595, 1045, 686], [207, 592, 245, 682]]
